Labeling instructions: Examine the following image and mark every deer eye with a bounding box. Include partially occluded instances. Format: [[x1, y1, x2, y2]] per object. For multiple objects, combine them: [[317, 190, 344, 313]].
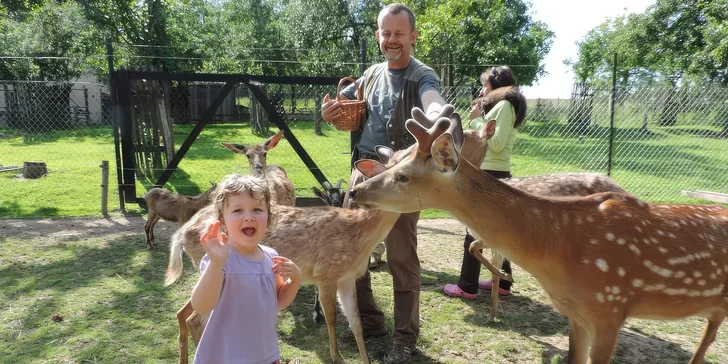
[[396, 174, 409, 183]]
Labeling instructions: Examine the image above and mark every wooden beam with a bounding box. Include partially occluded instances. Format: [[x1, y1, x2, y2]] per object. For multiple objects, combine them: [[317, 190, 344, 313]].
[[681, 190, 728, 204]]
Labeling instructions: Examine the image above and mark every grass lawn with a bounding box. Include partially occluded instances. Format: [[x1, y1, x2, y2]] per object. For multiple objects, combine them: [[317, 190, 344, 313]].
[[1, 120, 726, 219], [2, 217, 726, 363]]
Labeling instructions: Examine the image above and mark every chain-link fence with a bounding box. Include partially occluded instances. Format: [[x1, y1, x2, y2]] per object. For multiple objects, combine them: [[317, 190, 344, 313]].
[[1, 74, 727, 218]]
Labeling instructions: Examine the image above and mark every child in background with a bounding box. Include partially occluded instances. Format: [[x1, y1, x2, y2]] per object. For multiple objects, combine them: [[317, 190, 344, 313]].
[[191, 174, 302, 364]]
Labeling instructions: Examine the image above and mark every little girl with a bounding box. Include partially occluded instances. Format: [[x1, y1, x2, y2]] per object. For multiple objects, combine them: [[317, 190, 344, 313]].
[[191, 174, 302, 364]]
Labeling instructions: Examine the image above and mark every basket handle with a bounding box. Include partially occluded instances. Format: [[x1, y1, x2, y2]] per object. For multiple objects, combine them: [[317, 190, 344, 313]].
[[336, 77, 362, 102]]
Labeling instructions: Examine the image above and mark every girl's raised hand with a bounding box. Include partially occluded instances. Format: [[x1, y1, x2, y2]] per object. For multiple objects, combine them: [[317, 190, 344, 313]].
[[200, 221, 229, 264], [272, 256, 302, 284]]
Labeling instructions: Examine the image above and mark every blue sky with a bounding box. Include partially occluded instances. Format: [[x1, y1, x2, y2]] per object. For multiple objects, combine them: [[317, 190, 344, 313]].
[[520, 0, 656, 99]]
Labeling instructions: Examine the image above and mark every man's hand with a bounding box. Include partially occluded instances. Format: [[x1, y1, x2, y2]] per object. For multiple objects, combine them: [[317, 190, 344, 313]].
[[200, 221, 229, 265], [321, 93, 344, 124], [272, 256, 303, 284]]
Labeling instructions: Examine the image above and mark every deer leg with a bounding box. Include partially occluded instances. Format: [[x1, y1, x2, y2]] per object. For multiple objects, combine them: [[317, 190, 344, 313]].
[[488, 251, 504, 323], [187, 311, 208, 347], [145, 212, 159, 249], [318, 283, 346, 364], [586, 322, 622, 364], [689, 315, 725, 364], [312, 287, 324, 324], [469, 240, 513, 282], [337, 279, 370, 364], [176, 300, 194, 364], [567, 319, 590, 364]]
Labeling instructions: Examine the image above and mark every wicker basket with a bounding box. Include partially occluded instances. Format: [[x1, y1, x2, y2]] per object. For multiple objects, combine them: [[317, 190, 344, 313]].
[[333, 77, 366, 131]]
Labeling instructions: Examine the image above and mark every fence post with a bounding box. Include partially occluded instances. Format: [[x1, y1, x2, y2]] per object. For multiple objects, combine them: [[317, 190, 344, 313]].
[[100, 160, 109, 216], [84, 86, 90, 124], [106, 38, 125, 213], [608, 52, 617, 177]]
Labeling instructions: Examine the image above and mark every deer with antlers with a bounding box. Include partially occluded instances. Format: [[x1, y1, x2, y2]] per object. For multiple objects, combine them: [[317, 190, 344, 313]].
[[349, 105, 728, 363]]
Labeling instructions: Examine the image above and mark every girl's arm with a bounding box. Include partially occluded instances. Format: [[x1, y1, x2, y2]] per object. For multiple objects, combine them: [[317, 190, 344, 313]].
[[190, 261, 225, 314], [272, 256, 302, 311]]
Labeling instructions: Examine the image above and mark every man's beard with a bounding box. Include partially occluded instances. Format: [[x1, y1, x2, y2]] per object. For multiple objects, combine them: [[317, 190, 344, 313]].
[[383, 46, 403, 60]]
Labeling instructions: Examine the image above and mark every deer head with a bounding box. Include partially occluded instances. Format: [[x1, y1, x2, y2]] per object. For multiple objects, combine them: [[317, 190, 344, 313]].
[[350, 107, 470, 212], [312, 179, 345, 207], [221, 131, 283, 178]]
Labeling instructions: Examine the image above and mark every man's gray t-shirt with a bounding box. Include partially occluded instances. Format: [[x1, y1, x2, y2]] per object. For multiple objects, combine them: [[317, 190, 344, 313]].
[[341, 60, 440, 156]]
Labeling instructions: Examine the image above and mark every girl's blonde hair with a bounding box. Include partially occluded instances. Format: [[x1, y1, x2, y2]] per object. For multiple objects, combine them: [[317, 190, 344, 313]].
[[213, 174, 275, 228]]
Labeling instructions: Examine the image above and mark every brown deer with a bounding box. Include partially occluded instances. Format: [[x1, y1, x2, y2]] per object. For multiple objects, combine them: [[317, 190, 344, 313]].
[[349, 107, 728, 364], [221, 131, 295, 207], [142, 183, 217, 250]]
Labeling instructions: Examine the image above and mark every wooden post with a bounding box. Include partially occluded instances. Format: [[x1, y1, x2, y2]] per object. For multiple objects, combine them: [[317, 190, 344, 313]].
[[314, 96, 323, 136], [100, 160, 109, 216]]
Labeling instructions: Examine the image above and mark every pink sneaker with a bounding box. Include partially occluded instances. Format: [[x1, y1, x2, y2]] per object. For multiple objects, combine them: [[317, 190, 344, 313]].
[[478, 279, 511, 295], [443, 284, 477, 300]]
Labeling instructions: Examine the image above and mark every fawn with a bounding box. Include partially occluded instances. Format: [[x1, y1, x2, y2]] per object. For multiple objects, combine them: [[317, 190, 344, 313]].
[[349, 106, 728, 363]]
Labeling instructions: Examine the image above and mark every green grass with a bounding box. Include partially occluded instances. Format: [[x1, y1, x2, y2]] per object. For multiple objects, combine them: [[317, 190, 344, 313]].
[[1, 217, 726, 363], [1, 119, 726, 219]]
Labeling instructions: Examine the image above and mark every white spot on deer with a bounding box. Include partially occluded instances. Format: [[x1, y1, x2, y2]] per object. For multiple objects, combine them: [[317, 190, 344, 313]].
[[668, 254, 697, 265], [718, 268, 722, 275], [596, 259, 609, 272], [587, 216, 595, 223], [612, 286, 621, 295], [641, 220, 648, 226], [605, 286, 612, 293], [688, 290, 702, 297], [632, 279, 644, 288], [656, 230, 665, 236], [681, 220, 688, 226], [650, 237, 659, 244], [694, 271, 703, 278], [590, 239, 598, 245], [658, 268, 674, 278], [628, 244, 641, 256], [621, 297, 628, 303], [667, 232, 677, 238], [636, 226, 642, 233], [642, 238, 651, 245], [618, 267, 626, 277], [684, 277, 694, 284], [674, 271, 686, 279], [637, 200, 646, 207], [679, 246, 687, 252], [605, 233, 616, 241], [617, 237, 626, 245], [711, 260, 718, 267], [698, 280, 707, 286], [624, 212, 633, 218], [595, 293, 605, 303], [612, 307, 620, 313], [576, 215, 583, 224], [710, 273, 717, 279], [607, 294, 614, 301], [644, 284, 666, 292], [583, 259, 590, 265], [664, 287, 688, 295], [703, 285, 724, 297], [659, 247, 669, 254]]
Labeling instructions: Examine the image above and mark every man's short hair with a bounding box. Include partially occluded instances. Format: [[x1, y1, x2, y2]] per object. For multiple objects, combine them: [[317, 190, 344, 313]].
[[378, 3, 416, 31]]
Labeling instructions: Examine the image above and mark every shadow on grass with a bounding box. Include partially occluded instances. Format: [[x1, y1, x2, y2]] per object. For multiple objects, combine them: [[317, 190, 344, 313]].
[[0, 200, 61, 218], [0, 234, 188, 362]]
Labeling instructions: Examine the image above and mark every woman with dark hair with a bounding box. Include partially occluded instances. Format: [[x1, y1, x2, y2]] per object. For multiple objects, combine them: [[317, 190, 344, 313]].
[[443, 65, 526, 299]]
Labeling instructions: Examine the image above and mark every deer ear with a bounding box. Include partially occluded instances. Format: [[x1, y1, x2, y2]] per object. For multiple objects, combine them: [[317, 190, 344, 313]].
[[450, 112, 464, 150], [264, 131, 283, 150], [375, 145, 395, 163], [355, 159, 388, 178], [431, 133, 460, 174], [482, 119, 496, 140], [221, 142, 247, 154]]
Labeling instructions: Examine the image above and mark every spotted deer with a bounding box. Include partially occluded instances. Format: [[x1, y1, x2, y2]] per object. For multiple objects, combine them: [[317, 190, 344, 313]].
[[349, 107, 728, 363], [221, 131, 295, 207]]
